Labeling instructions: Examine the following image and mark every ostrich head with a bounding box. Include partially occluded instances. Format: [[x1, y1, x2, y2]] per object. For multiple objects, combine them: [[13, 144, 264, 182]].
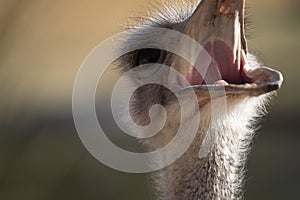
[[116, 0, 283, 199]]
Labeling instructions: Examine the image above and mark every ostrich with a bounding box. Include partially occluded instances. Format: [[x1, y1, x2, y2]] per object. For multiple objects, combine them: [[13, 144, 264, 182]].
[[117, 0, 283, 199]]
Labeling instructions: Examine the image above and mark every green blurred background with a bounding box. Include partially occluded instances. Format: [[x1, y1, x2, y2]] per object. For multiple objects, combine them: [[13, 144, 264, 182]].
[[0, 0, 299, 199]]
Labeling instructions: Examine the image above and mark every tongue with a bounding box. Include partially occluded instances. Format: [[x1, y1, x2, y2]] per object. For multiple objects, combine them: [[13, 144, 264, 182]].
[[186, 40, 244, 85]]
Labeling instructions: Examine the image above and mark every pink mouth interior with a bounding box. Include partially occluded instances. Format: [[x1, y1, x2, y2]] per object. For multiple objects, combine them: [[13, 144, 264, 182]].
[[186, 40, 252, 86]]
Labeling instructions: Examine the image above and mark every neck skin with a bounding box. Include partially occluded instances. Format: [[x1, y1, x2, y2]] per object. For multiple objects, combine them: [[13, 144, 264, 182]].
[[147, 96, 265, 200]]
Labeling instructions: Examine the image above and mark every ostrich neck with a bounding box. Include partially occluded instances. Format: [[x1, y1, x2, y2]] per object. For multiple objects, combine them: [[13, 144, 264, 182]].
[[151, 109, 254, 200]]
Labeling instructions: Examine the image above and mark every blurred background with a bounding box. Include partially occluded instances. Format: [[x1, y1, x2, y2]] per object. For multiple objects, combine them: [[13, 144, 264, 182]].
[[0, 0, 299, 199]]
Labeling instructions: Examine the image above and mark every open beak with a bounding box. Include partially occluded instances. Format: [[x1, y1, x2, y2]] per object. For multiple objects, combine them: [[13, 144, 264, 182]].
[[173, 0, 283, 105]]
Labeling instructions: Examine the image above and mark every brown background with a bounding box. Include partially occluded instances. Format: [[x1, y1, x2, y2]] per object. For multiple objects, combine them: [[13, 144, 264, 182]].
[[0, 0, 299, 199]]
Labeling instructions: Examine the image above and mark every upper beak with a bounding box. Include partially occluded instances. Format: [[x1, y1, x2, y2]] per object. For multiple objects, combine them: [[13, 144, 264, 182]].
[[173, 0, 283, 105], [184, 0, 247, 53]]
